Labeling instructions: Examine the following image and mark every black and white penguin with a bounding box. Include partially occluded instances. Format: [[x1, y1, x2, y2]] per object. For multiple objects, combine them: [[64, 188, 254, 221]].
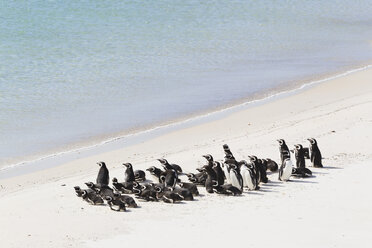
[[294, 144, 306, 168], [202, 154, 225, 186], [186, 172, 207, 185], [213, 161, 225, 186], [134, 170, 146, 182], [240, 161, 258, 190], [81, 189, 104, 205], [223, 145, 238, 166], [277, 139, 290, 164], [123, 163, 135, 182], [229, 164, 243, 192], [221, 162, 231, 184], [162, 167, 178, 189], [133, 185, 158, 202], [308, 138, 323, 168], [96, 185, 115, 198], [96, 161, 109, 186], [177, 182, 199, 196], [263, 158, 279, 172], [157, 159, 183, 174], [201, 165, 218, 193], [146, 166, 165, 183], [113, 193, 138, 208], [85, 182, 101, 192], [104, 196, 126, 212], [213, 182, 242, 196], [74, 186, 85, 197], [172, 187, 194, 201], [154, 186, 183, 203], [278, 157, 293, 181], [112, 177, 135, 194]]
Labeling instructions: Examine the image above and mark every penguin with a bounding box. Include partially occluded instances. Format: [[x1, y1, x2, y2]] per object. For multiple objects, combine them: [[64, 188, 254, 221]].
[[123, 163, 136, 182], [223, 145, 238, 166], [277, 139, 290, 164], [186, 172, 207, 185], [113, 193, 138, 208], [104, 196, 126, 212], [213, 181, 242, 196], [292, 167, 312, 178], [294, 144, 306, 168], [146, 166, 165, 183], [85, 182, 101, 192], [213, 161, 225, 186], [253, 157, 268, 183], [308, 138, 323, 168], [157, 159, 183, 174], [229, 164, 243, 192], [134, 170, 146, 182], [74, 186, 85, 197], [154, 186, 183, 203], [248, 156, 261, 184], [96, 185, 115, 198], [112, 177, 135, 194], [263, 158, 279, 172], [201, 165, 218, 194], [278, 157, 293, 181], [133, 186, 157, 202], [96, 161, 109, 186], [202, 155, 225, 186], [240, 161, 258, 190], [177, 182, 199, 196], [81, 190, 104, 205], [172, 187, 194, 201], [163, 168, 178, 188]]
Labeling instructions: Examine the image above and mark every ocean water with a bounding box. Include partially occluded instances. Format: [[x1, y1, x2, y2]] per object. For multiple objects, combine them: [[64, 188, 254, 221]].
[[0, 0, 372, 169]]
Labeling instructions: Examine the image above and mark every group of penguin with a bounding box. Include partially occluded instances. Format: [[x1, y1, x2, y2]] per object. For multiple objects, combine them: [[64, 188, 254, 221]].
[[74, 137, 323, 211]]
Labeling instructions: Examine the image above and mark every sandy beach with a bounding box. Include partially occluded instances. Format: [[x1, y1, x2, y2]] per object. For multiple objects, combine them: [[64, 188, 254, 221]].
[[1, 66, 372, 248]]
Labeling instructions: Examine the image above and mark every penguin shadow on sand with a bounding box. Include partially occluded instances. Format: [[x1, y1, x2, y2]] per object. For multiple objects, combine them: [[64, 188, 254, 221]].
[[287, 179, 318, 184]]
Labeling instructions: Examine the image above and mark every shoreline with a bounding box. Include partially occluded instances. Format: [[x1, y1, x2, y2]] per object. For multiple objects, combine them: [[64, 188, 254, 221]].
[[1, 61, 372, 247], [1, 62, 371, 179]]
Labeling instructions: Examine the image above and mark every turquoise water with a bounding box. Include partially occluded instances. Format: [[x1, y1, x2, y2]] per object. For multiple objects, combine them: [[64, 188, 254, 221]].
[[0, 0, 372, 168]]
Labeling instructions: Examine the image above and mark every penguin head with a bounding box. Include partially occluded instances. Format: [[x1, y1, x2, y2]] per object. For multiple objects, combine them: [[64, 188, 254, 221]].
[[277, 139, 285, 146], [202, 154, 213, 162], [132, 181, 140, 189], [294, 144, 303, 150], [97, 161, 106, 167], [225, 153, 234, 159], [81, 190, 87, 197], [113, 192, 120, 198], [105, 196, 113, 202], [223, 144, 230, 150], [73, 186, 81, 191], [157, 158, 167, 165], [155, 186, 163, 193], [123, 163, 132, 168], [112, 177, 118, 183], [248, 155, 257, 162], [146, 166, 155, 172], [229, 164, 237, 170], [133, 188, 141, 195], [85, 182, 94, 188], [307, 138, 316, 145], [159, 175, 166, 183], [178, 182, 184, 187], [213, 161, 220, 168]]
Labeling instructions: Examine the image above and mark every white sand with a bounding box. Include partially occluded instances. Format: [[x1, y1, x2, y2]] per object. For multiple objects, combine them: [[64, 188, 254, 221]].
[[0, 66, 372, 248]]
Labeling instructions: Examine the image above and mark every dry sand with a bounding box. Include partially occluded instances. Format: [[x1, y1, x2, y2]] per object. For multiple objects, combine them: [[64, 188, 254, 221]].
[[0, 66, 372, 248]]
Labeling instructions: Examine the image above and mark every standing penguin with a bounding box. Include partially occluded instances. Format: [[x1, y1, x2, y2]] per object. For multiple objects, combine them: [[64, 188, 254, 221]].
[[277, 139, 290, 164], [229, 164, 243, 192], [96, 161, 109, 186], [308, 138, 323, 168], [294, 144, 306, 168], [240, 161, 258, 190], [201, 165, 218, 193], [278, 157, 293, 181], [202, 154, 224, 186], [213, 161, 226, 186], [123, 163, 135, 183]]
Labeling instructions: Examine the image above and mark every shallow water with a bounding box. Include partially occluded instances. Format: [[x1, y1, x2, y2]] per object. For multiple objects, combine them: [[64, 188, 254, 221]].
[[0, 0, 372, 168]]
